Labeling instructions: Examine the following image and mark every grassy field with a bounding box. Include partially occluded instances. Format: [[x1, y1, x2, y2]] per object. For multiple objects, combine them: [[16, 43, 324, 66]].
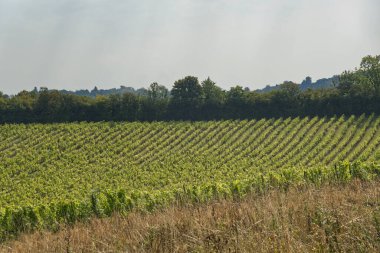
[[0, 115, 380, 241], [2, 180, 379, 252]]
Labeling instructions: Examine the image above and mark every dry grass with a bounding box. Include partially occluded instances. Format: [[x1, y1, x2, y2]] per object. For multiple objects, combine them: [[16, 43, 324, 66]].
[[1, 180, 380, 253]]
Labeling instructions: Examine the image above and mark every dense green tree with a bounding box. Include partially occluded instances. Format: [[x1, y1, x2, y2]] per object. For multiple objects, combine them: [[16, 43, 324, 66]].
[[0, 92, 9, 121], [170, 76, 203, 119], [359, 55, 380, 96], [202, 77, 225, 104], [339, 55, 380, 97], [201, 77, 225, 119], [225, 86, 249, 118], [107, 94, 123, 120], [121, 93, 140, 121], [148, 82, 169, 100], [227, 86, 247, 104], [265, 81, 301, 116], [171, 76, 203, 103], [279, 81, 301, 97], [34, 90, 66, 121], [141, 83, 170, 121]]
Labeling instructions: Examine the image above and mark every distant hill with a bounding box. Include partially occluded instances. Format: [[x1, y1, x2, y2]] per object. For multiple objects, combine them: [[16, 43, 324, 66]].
[[258, 75, 339, 93], [59, 86, 149, 97], [25, 75, 339, 98]]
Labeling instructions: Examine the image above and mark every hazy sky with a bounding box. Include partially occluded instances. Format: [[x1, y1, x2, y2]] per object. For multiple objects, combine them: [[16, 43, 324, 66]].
[[0, 0, 379, 94]]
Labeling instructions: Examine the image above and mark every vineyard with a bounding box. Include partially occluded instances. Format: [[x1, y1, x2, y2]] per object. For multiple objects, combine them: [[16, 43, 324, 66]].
[[1, 114, 380, 239]]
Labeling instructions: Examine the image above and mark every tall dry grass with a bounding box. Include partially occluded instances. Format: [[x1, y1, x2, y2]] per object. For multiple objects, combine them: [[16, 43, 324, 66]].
[[1, 180, 380, 253]]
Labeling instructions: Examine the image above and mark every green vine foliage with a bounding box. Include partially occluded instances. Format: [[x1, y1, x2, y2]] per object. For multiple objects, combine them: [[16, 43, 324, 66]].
[[0, 116, 380, 240]]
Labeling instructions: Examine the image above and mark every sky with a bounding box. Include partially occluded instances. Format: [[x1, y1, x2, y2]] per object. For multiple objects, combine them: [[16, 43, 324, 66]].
[[0, 0, 379, 95]]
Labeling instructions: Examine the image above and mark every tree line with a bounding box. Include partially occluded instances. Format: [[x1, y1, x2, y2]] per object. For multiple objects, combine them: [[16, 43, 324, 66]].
[[0, 55, 379, 123]]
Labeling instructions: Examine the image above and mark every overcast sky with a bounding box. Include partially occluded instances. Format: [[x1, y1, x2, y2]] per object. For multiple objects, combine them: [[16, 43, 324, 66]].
[[0, 0, 379, 94]]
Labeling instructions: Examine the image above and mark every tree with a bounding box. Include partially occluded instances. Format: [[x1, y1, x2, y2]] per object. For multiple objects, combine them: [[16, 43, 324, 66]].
[[227, 86, 246, 105], [0, 92, 8, 115], [360, 55, 380, 96], [107, 94, 122, 120], [202, 77, 225, 104], [269, 81, 301, 116], [34, 89, 66, 121], [140, 83, 170, 121], [279, 81, 300, 97], [171, 76, 203, 103], [200, 77, 225, 119], [170, 76, 203, 119], [337, 71, 355, 96], [121, 93, 140, 121], [338, 55, 380, 98], [148, 82, 169, 100], [226, 86, 249, 118]]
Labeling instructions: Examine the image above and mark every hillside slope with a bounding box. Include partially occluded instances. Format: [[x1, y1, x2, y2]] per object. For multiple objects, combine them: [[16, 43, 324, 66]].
[[1, 115, 379, 208], [258, 76, 338, 92]]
